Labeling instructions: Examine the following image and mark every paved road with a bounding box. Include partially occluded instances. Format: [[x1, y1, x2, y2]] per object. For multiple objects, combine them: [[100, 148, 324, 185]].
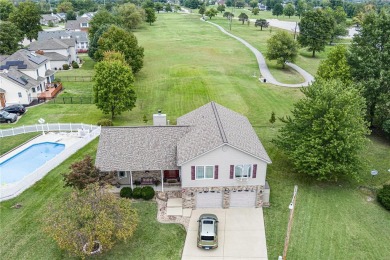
[[205, 19, 314, 87]]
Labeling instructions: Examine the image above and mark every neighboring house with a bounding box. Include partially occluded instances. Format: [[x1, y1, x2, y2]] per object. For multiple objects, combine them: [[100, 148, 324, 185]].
[[95, 102, 272, 209], [29, 38, 77, 69], [55, 12, 66, 21], [40, 14, 60, 26], [258, 4, 267, 11], [65, 17, 90, 32], [0, 50, 55, 106], [81, 12, 95, 19], [38, 30, 89, 53]]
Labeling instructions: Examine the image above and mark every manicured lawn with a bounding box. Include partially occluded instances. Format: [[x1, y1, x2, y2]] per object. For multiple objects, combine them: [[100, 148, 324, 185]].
[[0, 12, 389, 260], [0, 138, 186, 259], [0, 132, 40, 156]]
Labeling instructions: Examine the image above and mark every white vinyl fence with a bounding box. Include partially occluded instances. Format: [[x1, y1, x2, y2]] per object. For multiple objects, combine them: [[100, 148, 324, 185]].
[[0, 125, 101, 201], [0, 123, 99, 138]]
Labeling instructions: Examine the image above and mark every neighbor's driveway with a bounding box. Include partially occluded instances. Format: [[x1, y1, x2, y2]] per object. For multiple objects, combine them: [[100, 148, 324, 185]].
[[182, 208, 268, 260]]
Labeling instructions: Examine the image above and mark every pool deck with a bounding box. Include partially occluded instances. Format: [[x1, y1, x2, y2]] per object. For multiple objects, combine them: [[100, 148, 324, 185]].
[[0, 132, 83, 163]]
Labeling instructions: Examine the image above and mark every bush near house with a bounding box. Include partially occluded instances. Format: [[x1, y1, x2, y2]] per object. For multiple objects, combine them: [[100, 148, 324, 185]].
[[97, 119, 113, 126], [72, 61, 79, 69], [120, 187, 133, 198], [132, 187, 142, 199], [141, 186, 155, 200], [62, 64, 69, 70], [377, 185, 390, 210]]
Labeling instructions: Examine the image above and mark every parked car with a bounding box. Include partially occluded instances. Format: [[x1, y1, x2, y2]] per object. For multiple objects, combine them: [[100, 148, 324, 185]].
[[197, 214, 218, 250], [0, 110, 17, 123], [2, 104, 26, 115]]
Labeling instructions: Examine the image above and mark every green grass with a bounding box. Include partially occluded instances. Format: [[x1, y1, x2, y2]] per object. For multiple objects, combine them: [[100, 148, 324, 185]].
[[0, 139, 186, 259], [0, 132, 40, 156], [0, 12, 389, 260]]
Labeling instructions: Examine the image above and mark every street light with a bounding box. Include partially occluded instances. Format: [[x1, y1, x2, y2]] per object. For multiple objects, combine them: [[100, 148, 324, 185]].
[[38, 118, 45, 135]]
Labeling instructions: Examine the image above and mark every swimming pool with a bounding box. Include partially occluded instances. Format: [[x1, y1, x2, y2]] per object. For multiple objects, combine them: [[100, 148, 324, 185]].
[[0, 142, 65, 185]]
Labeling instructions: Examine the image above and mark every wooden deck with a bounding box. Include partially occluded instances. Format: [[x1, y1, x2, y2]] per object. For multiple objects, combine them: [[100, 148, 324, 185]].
[[38, 82, 62, 100]]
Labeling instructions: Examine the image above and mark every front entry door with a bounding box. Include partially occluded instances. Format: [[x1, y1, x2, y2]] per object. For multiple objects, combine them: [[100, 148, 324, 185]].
[[0, 93, 6, 107]]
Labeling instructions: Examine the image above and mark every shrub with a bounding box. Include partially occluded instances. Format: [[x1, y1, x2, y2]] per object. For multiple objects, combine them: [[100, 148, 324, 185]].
[[72, 61, 79, 69], [48, 21, 54, 27], [132, 187, 142, 199], [120, 187, 133, 198], [97, 119, 113, 126], [62, 64, 69, 70], [377, 185, 390, 210], [141, 186, 155, 200]]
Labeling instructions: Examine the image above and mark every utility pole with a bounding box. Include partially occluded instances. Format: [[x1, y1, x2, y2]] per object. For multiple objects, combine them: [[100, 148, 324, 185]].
[[280, 185, 298, 260]]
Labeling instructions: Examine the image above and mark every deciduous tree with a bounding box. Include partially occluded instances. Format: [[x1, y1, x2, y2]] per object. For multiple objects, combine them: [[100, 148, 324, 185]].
[[0, 21, 23, 54], [252, 7, 259, 15], [284, 3, 295, 18], [57, 1, 73, 13], [272, 3, 283, 17], [199, 4, 206, 17], [295, 0, 306, 18], [93, 51, 137, 119], [275, 79, 369, 181], [255, 18, 269, 30], [249, 0, 258, 9], [348, 10, 390, 129], [115, 3, 145, 30], [217, 4, 225, 13], [316, 45, 351, 83], [154, 2, 163, 13], [145, 7, 156, 25], [62, 155, 116, 190], [44, 184, 138, 258], [297, 9, 333, 57], [88, 9, 117, 40], [266, 30, 298, 68], [95, 25, 144, 74], [0, 0, 14, 21], [66, 10, 76, 20], [238, 12, 248, 24], [9, 1, 42, 42], [205, 8, 218, 19]]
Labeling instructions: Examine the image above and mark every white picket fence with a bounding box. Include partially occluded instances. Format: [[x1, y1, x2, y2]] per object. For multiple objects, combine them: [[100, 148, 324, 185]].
[[0, 125, 101, 201], [0, 123, 99, 138]]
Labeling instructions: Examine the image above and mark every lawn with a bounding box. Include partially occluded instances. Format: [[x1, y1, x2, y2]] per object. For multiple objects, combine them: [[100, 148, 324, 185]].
[[0, 139, 186, 260], [0, 12, 389, 260], [0, 132, 40, 156]]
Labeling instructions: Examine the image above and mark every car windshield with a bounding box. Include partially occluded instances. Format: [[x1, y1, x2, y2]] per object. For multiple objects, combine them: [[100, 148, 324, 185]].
[[1, 111, 9, 116], [203, 220, 214, 224], [201, 236, 214, 241]]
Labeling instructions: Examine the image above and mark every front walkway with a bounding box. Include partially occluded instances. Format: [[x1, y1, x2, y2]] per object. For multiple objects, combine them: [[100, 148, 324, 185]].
[[182, 208, 268, 260]]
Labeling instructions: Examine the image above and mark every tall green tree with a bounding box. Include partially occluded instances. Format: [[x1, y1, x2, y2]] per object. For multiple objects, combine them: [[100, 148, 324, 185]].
[[266, 30, 298, 68], [0, 0, 14, 21], [298, 9, 333, 57], [205, 8, 218, 19], [88, 9, 117, 40], [316, 45, 351, 83], [0, 21, 23, 54], [348, 10, 390, 129], [217, 4, 225, 13], [66, 10, 76, 20], [275, 79, 369, 181], [93, 52, 137, 119], [145, 7, 156, 25], [238, 12, 248, 24], [199, 4, 206, 17], [9, 1, 42, 42], [324, 6, 348, 44], [57, 1, 73, 13], [44, 184, 138, 258], [165, 3, 172, 12], [249, 0, 258, 9], [142, 0, 155, 9], [255, 18, 269, 30], [284, 3, 295, 18], [295, 0, 307, 18], [252, 7, 260, 15], [115, 3, 145, 30], [154, 2, 163, 13], [95, 25, 144, 74], [88, 24, 110, 60], [272, 3, 284, 17]]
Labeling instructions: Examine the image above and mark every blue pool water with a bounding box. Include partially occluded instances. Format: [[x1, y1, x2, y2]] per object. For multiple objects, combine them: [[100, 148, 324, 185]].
[[0, 142, 65, 185]]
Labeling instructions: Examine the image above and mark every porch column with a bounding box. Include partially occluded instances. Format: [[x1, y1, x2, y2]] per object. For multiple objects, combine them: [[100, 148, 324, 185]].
[[130, 171, 133, 190], [161, 170, 164, 192]]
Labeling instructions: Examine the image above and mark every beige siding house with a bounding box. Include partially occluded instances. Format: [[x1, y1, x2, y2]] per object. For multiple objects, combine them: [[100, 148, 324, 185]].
[[95, 102, 272, 209]]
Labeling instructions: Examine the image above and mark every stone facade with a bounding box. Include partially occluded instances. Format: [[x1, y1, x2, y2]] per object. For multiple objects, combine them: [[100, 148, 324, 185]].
[[181, 185, 265, 209]]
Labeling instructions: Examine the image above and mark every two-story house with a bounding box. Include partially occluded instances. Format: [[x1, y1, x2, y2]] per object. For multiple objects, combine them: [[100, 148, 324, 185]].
[[38, 30, 89, 53], [0, 50, 55, 106], [29, 38, 77, 70], [65, 17, 90, 32], [95, 102, 272, 209]]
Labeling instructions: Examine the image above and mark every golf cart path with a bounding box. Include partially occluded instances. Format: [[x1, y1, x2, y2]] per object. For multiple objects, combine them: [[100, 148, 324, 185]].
[[204, 19, 314, 88]]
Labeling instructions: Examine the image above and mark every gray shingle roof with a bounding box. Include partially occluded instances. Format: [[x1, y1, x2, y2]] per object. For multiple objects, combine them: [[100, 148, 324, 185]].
[[65, 17, 89, 30], [1, 50, 47, 70], [38, 30, 89, 43], [41, 14, 59, 21], [177, 102, 271, 165], [95, 126, 190, 172], [29, 38, 75, 51], [0, 68, 40, 90], [0, 88, 5, 93], [42, 52, 68, 61]]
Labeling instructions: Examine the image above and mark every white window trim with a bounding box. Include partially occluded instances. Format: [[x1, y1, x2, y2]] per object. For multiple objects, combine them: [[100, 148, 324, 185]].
[[118, 171, 127, 179], [195, 165, 214, 180], [234, 164, 252, 180]]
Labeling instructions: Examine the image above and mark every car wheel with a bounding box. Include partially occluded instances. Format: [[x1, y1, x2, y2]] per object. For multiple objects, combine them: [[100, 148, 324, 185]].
[[17, 112, 21, 116], [6, 120, 11, 124]]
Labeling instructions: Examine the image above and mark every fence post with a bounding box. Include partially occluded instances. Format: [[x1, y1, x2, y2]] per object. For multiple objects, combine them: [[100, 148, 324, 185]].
[[23, 125, 25, 133], [70, 122, 72, 132], [58, 122, 60, 131], [46, 123, 49, 132], [12, 128, 14, 135]]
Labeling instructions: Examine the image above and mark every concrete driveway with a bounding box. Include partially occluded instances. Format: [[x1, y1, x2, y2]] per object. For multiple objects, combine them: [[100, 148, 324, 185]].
[[182, 208, 268, 260]]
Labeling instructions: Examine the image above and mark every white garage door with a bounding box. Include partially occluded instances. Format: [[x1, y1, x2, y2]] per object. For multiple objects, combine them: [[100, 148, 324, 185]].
[[196, 192, 223, 208], [230, 190, 256, 208]]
